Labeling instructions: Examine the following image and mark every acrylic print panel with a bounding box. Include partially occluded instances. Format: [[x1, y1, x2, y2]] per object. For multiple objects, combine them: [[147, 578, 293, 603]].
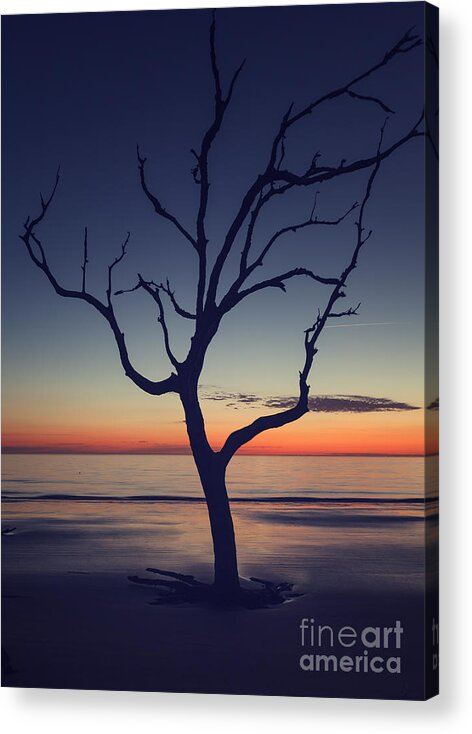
[[1, 3, 439, 699]]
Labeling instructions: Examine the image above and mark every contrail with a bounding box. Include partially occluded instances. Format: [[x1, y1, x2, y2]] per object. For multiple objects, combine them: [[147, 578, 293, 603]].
[[325, 321, 406, 329]]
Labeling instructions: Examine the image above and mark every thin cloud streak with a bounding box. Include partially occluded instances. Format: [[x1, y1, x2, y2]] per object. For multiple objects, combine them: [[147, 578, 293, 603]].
[[204, 391, 419, 413]]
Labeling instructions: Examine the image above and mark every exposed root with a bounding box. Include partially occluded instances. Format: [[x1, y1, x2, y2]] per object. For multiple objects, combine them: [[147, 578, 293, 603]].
[[128, 568, 303, 609]]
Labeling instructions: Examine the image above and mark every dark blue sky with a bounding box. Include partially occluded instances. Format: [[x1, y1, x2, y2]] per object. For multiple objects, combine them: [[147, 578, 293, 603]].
[[2, 4, 429, 452]]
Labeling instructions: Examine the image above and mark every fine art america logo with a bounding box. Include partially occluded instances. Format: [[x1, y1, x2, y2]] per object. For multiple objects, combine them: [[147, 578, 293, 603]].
[[299, 618, 404, 675]]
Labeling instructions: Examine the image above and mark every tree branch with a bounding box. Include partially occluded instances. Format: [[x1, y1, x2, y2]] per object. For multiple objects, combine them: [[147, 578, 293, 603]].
[[218, 387, 310, 465], [238, 199, 358, 289], [137, 146, 198, 252], [219, 121, 387, 464], [81, 227, 88, 293], [116, 277, 196, 320], [209, 10, 222, 107], [107, 231, 130, 306], [193, 10, 245, 317], [20, 173, 179, 397], [136, 275, 180, 370], [217, 197, 356, 314], [272, 110, 423, 189], [282, 28, 420, 132], [205, 28, 422, 304], [233, 268, 339, 304], [346, 89, 394, 114], [328, 302, 361, 318], [207, 114, 422, 309], [159, 279, 197, 320]]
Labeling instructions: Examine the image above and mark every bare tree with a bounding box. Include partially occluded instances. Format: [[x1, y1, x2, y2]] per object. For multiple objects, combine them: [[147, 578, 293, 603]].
[[20, 13, 424, 602]]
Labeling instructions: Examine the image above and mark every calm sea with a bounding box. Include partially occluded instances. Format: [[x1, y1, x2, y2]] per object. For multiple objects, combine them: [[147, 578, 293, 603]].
[[2, 454, 437, 593]]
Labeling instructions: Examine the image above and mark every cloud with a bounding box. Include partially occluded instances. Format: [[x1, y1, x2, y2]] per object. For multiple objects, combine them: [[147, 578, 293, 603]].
[[427, 398, 439, 410], [266, 395, 419, 413], [203, 391, 419, 413], [205, 392, 260, 405]]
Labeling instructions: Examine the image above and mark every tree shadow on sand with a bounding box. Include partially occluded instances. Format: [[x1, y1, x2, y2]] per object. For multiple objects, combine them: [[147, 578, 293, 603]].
[[128, 568, 303, 609]]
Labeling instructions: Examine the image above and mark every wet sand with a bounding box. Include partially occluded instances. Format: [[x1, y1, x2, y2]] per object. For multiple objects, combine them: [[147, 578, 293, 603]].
[[2, 558, 428, 698]]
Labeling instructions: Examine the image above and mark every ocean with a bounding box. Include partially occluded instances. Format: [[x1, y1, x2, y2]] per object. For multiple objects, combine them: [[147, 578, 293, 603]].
[[2, 454, 437, 593]]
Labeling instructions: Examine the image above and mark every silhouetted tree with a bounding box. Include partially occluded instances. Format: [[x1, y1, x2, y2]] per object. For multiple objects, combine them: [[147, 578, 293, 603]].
[[20, 13, 424, 601]]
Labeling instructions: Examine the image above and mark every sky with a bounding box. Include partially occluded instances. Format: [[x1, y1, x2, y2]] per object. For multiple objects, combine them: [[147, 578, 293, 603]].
[[1, 3, 437, 456]]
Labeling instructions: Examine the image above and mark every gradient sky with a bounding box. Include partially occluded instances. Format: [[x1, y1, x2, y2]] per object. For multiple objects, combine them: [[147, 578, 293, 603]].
[[1, 3, 436, 455]]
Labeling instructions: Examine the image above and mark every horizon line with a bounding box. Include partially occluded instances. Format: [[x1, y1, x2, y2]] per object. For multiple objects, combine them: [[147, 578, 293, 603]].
[[1, 449, 434, 458]]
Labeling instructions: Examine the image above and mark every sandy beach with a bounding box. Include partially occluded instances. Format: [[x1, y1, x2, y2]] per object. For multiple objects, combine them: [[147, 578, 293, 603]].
[[2, 569, 428, 699], [1, 455, 437, 699]]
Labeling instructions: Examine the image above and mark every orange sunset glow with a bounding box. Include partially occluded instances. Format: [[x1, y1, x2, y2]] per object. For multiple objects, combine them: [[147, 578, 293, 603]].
[[2, 407, 433, 456]]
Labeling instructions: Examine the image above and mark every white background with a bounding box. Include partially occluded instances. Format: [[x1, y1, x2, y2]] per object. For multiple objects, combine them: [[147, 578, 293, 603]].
[[1, 0, 471, 731]]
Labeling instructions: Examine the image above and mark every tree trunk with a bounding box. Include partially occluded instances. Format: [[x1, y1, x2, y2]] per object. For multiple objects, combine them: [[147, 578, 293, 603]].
[[200, 462, 240, 599], [180, 377, 240, 600]]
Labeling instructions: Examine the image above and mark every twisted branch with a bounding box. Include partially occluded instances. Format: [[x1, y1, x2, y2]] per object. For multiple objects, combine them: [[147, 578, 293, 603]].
[[116, 277, 196, 320], [107, 231, 130, 305], [206, 28, 422, 305], [192, 10, 245, 316], [235, 200, 358, 295], [231, 268, 339, 306], [137, 146, 198, 252], [136, 275, 180, 369], [219, 121, 387, 464], [20, 173, 179, 396]]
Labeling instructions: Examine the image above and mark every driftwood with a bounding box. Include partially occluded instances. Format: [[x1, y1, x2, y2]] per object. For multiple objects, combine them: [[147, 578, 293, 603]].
[[146, 567, 205, 585], [128, 569, 303, 609]]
